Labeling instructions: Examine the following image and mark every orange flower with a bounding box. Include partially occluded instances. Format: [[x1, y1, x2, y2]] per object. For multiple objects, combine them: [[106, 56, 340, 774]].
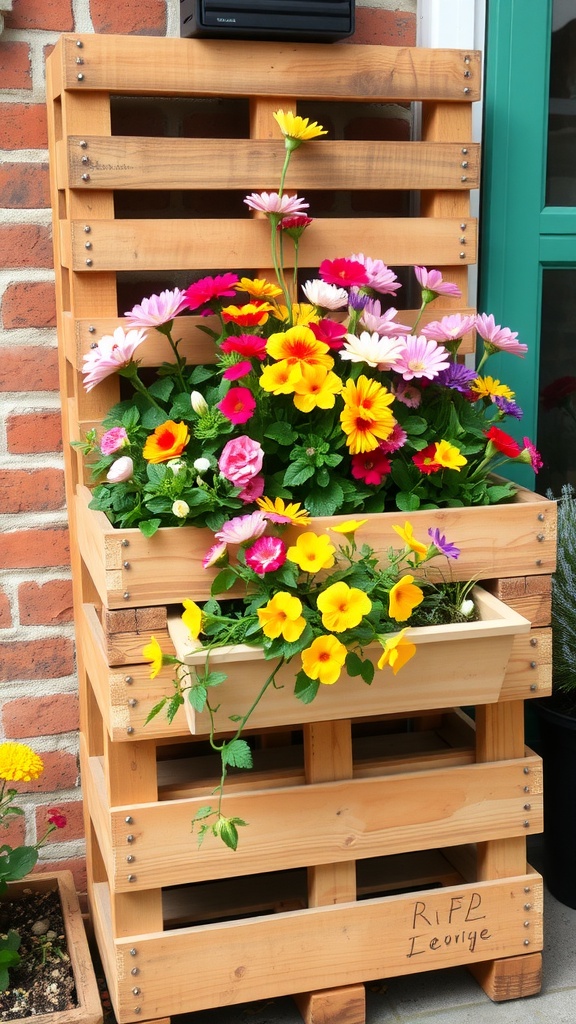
[[266, 325, 333, 378], [143, 420, 190, 463], [340, 375, 396, 453]]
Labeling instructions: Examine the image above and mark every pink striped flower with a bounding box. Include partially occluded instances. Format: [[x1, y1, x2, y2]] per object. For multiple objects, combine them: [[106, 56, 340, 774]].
[[245, 535, 287, 575], [414, 266, 462, 299], [125, 288, 188, 328], [82, 327, 147, 391], [244, 192, 309, 216]]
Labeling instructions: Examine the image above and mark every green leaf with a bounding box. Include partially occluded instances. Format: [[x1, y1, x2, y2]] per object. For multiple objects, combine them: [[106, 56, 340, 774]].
[[148, 377, 174, 402], [141, 407, 167, 429], [139, 518, 162, 537], [283, 462, 316, 487], [264, 422, 298, 446], [222, 739, 253, 769], [345, 651, 364, 677], [145, 697, 168, 724], [211, 568, 237, 595], [192, 805, 213, 823], [188, 684, 207, 713], [167, 694, 184, 723], [396, 490, 421, 512], [217, 817, 241, 851], [359, 658, 375, 684], [304, 480, 344, 516], [294, 670, 320, 705], [204, 671, 228, 688], [0, 845, 38, 883]]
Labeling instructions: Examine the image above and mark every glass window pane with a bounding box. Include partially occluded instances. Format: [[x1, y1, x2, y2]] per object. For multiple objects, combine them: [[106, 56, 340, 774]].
[[547, 5, 576, 206], [537, 268, 576, 493]]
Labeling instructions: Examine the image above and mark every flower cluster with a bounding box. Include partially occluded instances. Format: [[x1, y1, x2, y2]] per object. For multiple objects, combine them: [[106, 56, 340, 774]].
[[77, 110, 541, 537], [145, 517, 474, 849]]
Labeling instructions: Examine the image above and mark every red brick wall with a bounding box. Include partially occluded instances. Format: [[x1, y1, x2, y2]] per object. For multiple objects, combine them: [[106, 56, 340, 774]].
[[0, 0, 416, 894]]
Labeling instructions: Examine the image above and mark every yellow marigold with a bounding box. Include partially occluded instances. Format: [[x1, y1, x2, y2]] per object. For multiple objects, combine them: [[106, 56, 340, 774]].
[[142, 636, 164, 679], [286, 532, 336, 573], [377, 629, 417, 675], [273, 109, 328, 144], [256, 496, 311, 526], [182, 599, 203, 640], [266, 326, 333, 377], [470, 375, 514, 401], [235, 277, 283, 300], [316, 581, 372, 632], [257, 592, 306, 642], [301, 634, 347, 686], [143, 420, 190, 464], [0, 741, 44, 782], [340, 375, 396, 453], [392, 521, 429, 561], [388, 575, 424, 621]]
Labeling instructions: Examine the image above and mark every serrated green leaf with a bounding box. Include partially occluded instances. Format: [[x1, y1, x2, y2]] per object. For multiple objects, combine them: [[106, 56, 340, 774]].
[[193, 805, 213, 822], [222, 739, 253, 769], [204, 671, 228, 688], [264, 422, 298, 445], [167, 693, 184, 723], [148, 377, 175, 402], [283, 462, 316, 487], [144, 697, 168, 724], [139, 518, 162, 537]]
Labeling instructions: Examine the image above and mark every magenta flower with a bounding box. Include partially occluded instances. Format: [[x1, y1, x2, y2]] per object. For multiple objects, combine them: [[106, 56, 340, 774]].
[[106, 456, 134, 483], [309, 319, 347, 350], [522, 437, 543, 473], [244, 192, 309, 216], [361, 300, 410, 337], [47, 807, 67, 829], [393, 381, 422, 408], [125, 288, 188, 328], [202, 541, 228, 569], [100, 426, 128, 455], [319, 257, 369, 288], [414, 266, 462, 299], [215, 511, 268, 545], [238, 474, 265, 503], [350, 254, 400, 295], [218, 435, 264, 488], [422, 313, 477, 342], [245, 535, 287, 575], [279, 214, 313, 239], [184, 274, 239, 311], [223, 360, 253, 382], [427, 528, 460, 560], [394, 335, 451, 381], [220, 334, 268, 360], [379, 424, 408, 453], [351, 449, 391, 485], [217, 387, 257, 424], [82, 327, 147, 391], [475, 313, 528, 357]]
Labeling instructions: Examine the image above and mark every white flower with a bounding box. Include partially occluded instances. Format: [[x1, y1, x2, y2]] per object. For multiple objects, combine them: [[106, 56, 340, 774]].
[[339, 331, 405, 370], [460, 598, 475, 618], [301, 279, 348, 310], [194, 457, 211, 474], [172, 500, 190, 519], [167, 459, 185, 475], [190, 391, 209, 416], [106, 456, 134, 483]]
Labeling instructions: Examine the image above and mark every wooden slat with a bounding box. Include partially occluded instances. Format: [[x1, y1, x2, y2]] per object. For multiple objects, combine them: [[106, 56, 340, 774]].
[[61, 35, 481, 102], [66, 216, 478, 272], [67, 137, 480, 191]]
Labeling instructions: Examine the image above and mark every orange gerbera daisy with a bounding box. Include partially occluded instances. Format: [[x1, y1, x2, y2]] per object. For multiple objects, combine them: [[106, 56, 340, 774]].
[[266, 325, 333, 377], [340, 375, 396, 453]]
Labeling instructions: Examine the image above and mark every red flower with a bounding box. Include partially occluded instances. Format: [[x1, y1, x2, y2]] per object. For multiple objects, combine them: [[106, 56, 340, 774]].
[[351, 450, 391, 485], [319, 257, 369, 288], [220, 334, 268, 360], [412, 443, 442, 475], [184, 273, 239, 311], [484, 426, 522, 458], [309, 319, 347, 350], [47, 807, 67, 829]]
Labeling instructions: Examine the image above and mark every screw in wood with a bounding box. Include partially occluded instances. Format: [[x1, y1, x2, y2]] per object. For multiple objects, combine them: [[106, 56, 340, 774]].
[[123, 561, 130, 569], [123, 591, 130, 599], [76, 39, 83, 46], [124, 675, 133, 684], [77, 73, 84, 81]]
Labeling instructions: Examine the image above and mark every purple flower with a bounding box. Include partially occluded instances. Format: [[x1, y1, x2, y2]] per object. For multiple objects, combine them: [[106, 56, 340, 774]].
[[435, 363, 478, 392], [427, 528, 460, 559], [495, 395, 524, 420]]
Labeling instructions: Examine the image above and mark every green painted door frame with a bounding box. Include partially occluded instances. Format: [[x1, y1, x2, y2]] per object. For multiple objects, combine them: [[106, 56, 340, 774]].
[[481, 0, 563, 488]]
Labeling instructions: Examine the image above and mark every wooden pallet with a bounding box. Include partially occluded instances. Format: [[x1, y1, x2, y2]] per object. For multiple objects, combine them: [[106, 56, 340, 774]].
[[46, 32, 552, 1024]]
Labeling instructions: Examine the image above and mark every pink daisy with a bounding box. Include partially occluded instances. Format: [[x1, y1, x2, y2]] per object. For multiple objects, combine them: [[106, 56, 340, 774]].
[[422, 313, 477, 342], [217, 387, 256, 424], [349, 254, 400, 295], [244, 192, 309, 216], [220, 334, 268, 360], [475, 313, 528, 357], [184, 274, 239, 311], [223, 360, 253, 381], [215, 512, 268, 545], [379, 424, 408, 453], [360, 299, 410, 337], [393, 334, 451, 381], [82, 327, 147, 391], [319, 257, 369, 288], [125, 288, 188, 328], [414, 266, 462, 299], [245, 535, 287, 575]]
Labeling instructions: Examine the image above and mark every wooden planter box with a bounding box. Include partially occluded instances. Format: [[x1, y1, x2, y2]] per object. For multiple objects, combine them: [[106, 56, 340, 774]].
[[5, 871, 102, 1024]]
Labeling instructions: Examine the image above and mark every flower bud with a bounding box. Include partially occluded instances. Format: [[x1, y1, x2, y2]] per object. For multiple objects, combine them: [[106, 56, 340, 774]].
[[106, 456, 133, 483], [460, 598, 475, 618], [193, 457, 211, 474], [167, 459, 185, 475], [172, 499, 190, 519], [190, 391, 209, 416]]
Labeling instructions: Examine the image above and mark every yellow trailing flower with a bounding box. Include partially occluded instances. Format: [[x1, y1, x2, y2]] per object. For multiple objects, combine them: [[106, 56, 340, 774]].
[[0, 741, 44, 782], [292, 365, 343, 412], [142, 636, 164, 678], [257, 592, 306, 642], [388, 575, 424, 621], [377, 629, 417, 675], [259, 360, 301, 395], [433, 439, 467, 471], [273, 109, 328, 149], [266, 326, 333, 376], [286, 532, 336, 572], [182, 599, 203, 640], [301, 634, 348, 685], [392, 521, 429, 561], [316, 581, 372, 632], [235, 277, 283, 300], [256, 496, 311, 526]]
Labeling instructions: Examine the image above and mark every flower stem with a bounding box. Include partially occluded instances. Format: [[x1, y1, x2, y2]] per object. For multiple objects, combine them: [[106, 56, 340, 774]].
[[121, 365, 166, 412]]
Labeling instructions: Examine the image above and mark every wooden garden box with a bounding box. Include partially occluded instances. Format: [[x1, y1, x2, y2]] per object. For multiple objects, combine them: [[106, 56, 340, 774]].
[[46, 32, 555, 1024]]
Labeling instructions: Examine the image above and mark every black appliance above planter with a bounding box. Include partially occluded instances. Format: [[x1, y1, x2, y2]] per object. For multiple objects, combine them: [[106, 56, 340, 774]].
[[180, 0, 355, 42]]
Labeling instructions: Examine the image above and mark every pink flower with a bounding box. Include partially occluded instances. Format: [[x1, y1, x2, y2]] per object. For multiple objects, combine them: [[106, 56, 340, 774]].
[[223, 360, 253, 381], [202, 541, 228, 568], [393, 381, 422, 408], [217, 387, 257, 424], [125, 288, 188, 328], [238, 474, 265, 503], [218, 435, 264, 488], [220, 335, 268, 360], [522, 437, 543, 473], [475, 313, 528, 357], [106, 456, 134, 482], [309, 319, 347, 350], [215, 512, 268, 545], [184, 274, 239, 311], [301, 279, 348, 309], [350, 254, 400, 295], [360, 300, 410, 337], [319, 257, 369, 288], [244, 192, 309, 216], [100, 426, 128, 455], [47, 807, 67, 829], [82, 327, 147, 391], [351, 449, 391, 485], [245, 535, 287, 575], [422, 313, 477, 342], [394, 335, 451, 381], [414, 266, 462, 299], [379, 424, 408, 453], [279, 214, 313, 238]]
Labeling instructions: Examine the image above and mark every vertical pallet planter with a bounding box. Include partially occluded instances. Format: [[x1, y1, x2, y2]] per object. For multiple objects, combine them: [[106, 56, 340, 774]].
[[46, 33, 555, 1024]]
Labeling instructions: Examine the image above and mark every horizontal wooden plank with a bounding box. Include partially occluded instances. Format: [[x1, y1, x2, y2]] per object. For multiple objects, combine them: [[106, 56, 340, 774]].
[[60, 35, 481, 102], [66, 217, 478, 272], [91, 873, 541, 1020], [66, 136, 479, 191]]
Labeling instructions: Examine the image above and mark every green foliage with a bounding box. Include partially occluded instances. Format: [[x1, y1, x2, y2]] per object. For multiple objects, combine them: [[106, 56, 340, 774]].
[[0, 931, 21, 991]]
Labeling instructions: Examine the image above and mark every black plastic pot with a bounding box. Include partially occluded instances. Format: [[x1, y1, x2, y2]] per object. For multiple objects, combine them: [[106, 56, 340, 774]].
[[536, 699, 576, 909]]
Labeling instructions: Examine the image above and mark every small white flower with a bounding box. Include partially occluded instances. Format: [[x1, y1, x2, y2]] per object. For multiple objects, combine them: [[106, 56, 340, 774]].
[[339, 331, 405, 370], [301, 278, 348, 310], [460, 598, 475, 618], [167, 459, 185, 475], [106, 456, 133, 483], [172, 500, 190, 519], [190, 390, 209, 416], [194, 457, 211, 474]]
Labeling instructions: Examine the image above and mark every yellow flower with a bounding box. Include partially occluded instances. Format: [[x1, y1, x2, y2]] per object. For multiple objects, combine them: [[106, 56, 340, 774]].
[[273, 109, 328, 145], [377, 629, 417, 675], [388, 575, 424, 621], [330, 520, 367, 536], [257, 592, 306, 642], [182, 599, 203, 640], [143, 420, 190, 464], [340, 375, 396, 453], [433, 440, 467, 471], [316, 581, 372, 632], [301, 634, 347, 685], [235, 277, 283, 300], [292, 365, 343, 412], [259, 360, 301, 395], [142, 636, 164, 678], [266, 326, 333, 378], [0, 741, 44, 782], [470, 376, 514, 401], [256, 496, 311, 526], [392, 521, 429, 561], [286, 532, 336, 572]]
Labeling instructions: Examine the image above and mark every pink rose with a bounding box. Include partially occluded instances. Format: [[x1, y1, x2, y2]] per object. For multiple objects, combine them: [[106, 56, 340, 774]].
[[238, 474, 265, 503], [100, 426, 128, 455], [218, 436, 264, 488]]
